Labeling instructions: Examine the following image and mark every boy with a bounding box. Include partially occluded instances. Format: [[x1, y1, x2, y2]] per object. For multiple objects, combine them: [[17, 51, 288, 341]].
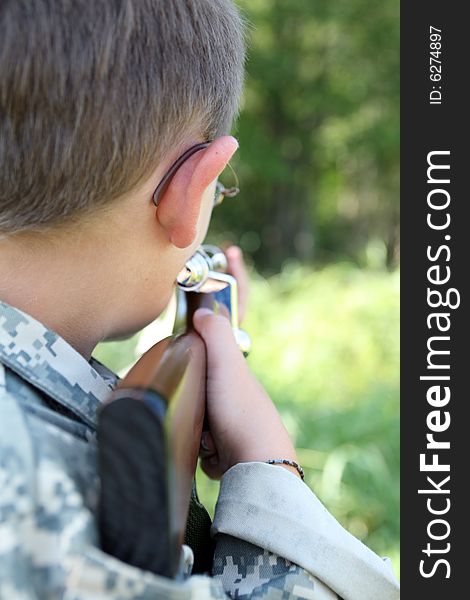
[[0, 1, 399, 598]]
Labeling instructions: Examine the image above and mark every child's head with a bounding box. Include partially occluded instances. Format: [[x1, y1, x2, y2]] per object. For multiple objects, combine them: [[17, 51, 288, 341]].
[[0, 0, 245, 349], [0, 0, 245, 233]]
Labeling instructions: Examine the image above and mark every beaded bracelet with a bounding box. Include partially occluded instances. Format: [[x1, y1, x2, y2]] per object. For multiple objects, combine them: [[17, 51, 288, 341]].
[[266, 459, 305, 480]]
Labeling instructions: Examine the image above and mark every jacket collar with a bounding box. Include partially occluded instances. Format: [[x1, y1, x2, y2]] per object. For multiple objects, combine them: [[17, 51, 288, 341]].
[[0, 300, 117, 428]]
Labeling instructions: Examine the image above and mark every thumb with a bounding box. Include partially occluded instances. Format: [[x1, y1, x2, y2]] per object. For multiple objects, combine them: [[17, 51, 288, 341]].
[[193, 307, 241, 370]]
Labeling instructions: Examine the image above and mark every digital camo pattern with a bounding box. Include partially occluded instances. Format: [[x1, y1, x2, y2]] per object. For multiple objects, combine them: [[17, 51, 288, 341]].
[[0, 300, 114, 429], [0, 301, 338, 599], [213, 536, 338, 599]]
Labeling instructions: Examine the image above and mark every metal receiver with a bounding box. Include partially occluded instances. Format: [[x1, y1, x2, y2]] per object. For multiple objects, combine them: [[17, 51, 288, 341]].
[[176, 245, 251, 356]]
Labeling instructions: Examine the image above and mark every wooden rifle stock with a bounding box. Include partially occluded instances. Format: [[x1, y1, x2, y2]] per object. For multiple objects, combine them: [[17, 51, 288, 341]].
[[98, 292, 214, 578]]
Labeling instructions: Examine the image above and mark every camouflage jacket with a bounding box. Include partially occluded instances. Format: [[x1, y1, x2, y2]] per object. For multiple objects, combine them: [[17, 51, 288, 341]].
[[0, 301, 399, 600]]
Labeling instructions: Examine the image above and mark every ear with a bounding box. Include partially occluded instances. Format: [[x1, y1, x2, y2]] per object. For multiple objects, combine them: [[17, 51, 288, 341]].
[[155, 136, 239, 248]]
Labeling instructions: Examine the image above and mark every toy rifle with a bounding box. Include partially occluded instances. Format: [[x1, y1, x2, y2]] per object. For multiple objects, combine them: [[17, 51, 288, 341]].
[[97, 245, 250, 578]]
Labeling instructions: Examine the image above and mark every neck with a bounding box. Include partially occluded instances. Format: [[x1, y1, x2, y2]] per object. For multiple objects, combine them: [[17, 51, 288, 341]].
[[0, 232, 119, 358], [0, 224, 171, 359]]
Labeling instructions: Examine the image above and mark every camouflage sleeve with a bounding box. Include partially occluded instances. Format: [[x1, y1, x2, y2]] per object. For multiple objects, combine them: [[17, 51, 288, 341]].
[[0, 384, 38, 599], [0, 385, 226, 600], [1, 387, 326, 600], [212, 463, 400, 600], [213, 534, 339, 599], [0, 434, 221, 599]]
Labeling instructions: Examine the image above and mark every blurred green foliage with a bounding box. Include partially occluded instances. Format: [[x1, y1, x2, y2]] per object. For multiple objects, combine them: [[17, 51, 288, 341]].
[[95, 265, 400, 574], [210, 0, 399, 272]]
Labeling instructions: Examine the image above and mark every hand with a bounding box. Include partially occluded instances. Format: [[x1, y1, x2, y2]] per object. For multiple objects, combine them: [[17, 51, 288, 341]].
[[193, 307, 298, 480], [225, 245, 249, 324]]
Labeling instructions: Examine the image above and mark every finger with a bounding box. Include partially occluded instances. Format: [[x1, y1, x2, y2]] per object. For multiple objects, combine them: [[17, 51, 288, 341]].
[[199, 448, 218, 460], [193, 308, 242, 369], [199, 430, 216, 458], [200, 455, 223, 480], [226, 246, 249, 323]]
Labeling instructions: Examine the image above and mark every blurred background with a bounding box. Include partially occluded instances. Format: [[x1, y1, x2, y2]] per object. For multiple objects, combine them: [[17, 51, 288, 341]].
[[95, 0, 400, 575]]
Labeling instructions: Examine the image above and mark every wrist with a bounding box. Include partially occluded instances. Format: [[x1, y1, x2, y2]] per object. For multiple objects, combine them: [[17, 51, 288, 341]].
[[265, 458, 304, 480], [271, 462, 303, 480], [225, 454, 303, 480], [228, 450, 298, 470]]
